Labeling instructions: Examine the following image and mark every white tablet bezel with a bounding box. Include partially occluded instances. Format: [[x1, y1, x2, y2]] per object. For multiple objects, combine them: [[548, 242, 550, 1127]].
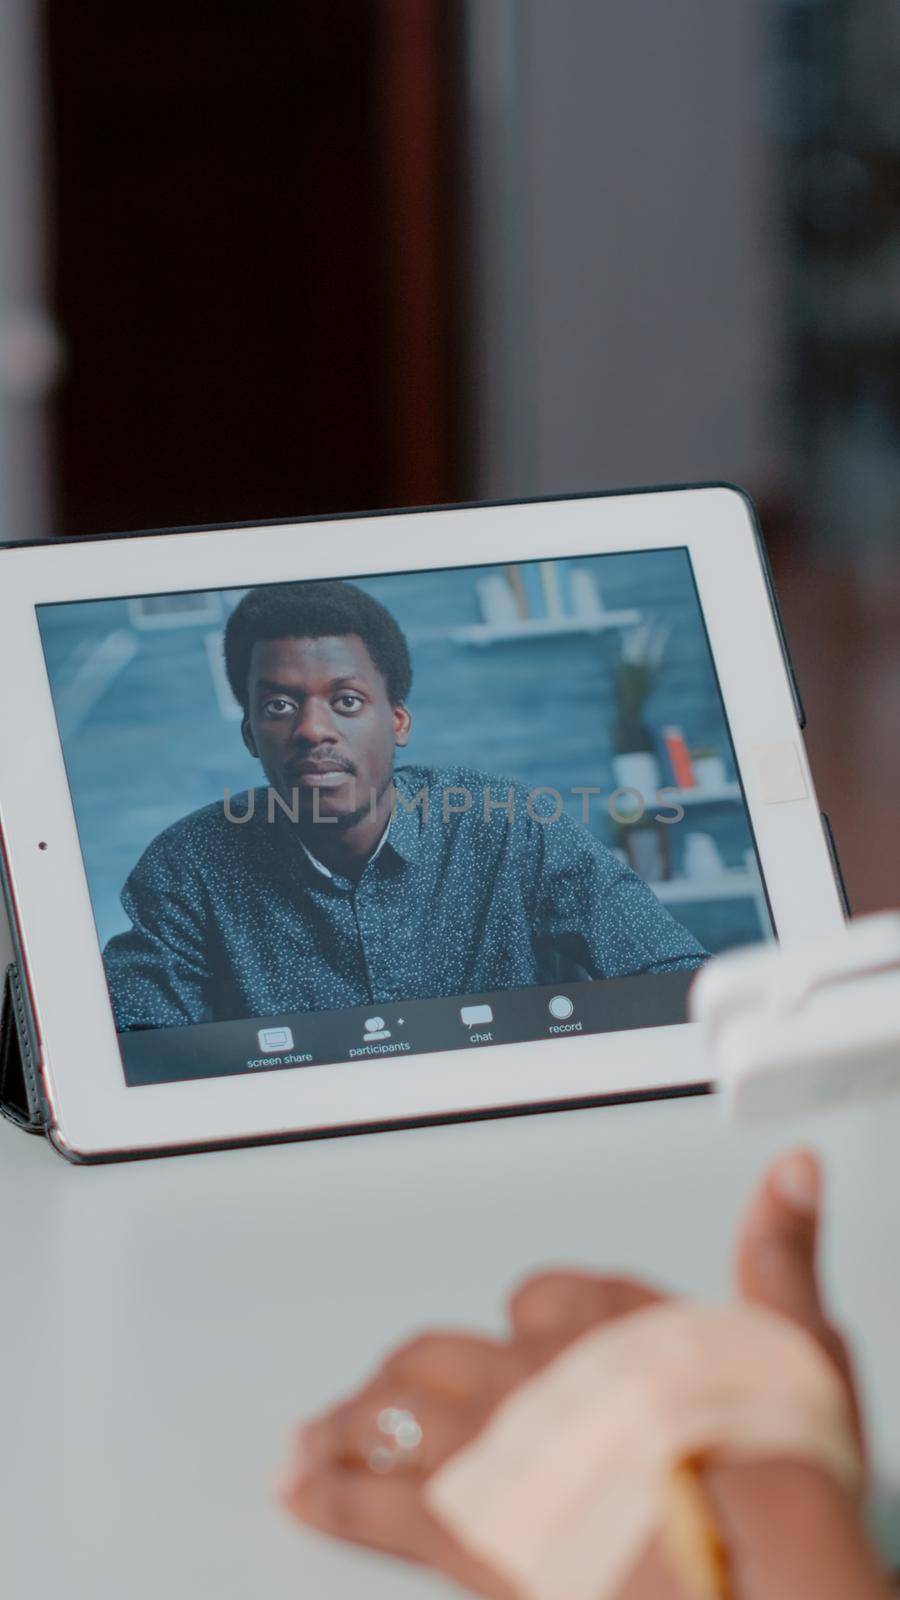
[[0, 487, 844, 1159]]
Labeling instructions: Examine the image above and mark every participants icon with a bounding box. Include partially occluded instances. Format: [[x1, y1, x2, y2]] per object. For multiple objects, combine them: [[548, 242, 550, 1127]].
[[363, 1016, 391, 1041]]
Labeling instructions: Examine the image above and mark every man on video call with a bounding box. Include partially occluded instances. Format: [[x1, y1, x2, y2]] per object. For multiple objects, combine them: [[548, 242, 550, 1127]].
[[104, 581, 706, 1029]]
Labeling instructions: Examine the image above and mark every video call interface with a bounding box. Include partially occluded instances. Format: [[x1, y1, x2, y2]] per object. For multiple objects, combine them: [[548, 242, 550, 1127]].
[[37, 548, 774, 1087]]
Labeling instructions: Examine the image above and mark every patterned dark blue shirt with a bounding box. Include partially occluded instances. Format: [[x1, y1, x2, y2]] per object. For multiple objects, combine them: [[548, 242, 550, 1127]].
[[103, 765, 707, 1030]]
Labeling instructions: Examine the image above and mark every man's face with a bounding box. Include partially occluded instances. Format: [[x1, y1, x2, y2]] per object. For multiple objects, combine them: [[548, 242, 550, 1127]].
[[242, 634, 411, 823]]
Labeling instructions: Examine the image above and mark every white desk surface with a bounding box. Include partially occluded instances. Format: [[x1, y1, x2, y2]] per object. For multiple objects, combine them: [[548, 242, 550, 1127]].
[[2, 1092, 899, 1600]]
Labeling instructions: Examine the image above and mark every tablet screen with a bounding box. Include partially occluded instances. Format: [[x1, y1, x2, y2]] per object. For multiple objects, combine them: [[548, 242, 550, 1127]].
[[37, 548, 774, 1086]]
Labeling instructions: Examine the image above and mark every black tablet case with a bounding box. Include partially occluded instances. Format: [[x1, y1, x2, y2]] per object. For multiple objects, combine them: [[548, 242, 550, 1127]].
[[0, 964, 47, 1134]]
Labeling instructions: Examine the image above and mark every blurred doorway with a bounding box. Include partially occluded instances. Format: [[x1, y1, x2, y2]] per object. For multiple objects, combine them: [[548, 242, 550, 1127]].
[[44, 0, 468, 536]]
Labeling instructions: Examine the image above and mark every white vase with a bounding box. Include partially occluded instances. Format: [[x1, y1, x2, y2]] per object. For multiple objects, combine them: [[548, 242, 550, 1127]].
[[683, 832, 723, 879], [692, 754, 727, 791], [612, 752, 660, 812]]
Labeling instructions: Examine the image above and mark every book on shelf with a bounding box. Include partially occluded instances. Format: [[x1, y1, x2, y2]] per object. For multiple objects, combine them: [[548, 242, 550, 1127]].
[[478, 562, 607, 629]]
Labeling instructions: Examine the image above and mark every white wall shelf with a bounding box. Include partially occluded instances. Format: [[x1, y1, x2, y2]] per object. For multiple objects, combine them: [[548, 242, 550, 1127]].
[[665, 783, 741, 806], [451, 609, 641, 645], [651, 869, 756, 904]]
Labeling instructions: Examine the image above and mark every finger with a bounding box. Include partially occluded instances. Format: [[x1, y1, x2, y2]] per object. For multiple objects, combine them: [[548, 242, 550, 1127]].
[[376, 1331, 530, 1401], [735, 1149, 827, 1336], [735, 1149, 861, 1441], [280, 1459, 432, 1555], [281, 1465, 519, 1600], [508, 1271, 663, 1348], [293, 1384, 486, 1478]]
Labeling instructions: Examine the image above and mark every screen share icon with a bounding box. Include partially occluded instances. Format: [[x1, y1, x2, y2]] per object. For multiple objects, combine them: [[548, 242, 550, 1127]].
[[257, 1025, 294, 1054]]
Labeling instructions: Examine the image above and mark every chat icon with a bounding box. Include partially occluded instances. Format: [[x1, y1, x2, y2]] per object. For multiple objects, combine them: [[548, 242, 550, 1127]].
[[460, 1004, 493, 1027]]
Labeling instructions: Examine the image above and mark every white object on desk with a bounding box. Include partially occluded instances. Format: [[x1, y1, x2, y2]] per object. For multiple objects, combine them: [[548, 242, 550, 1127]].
[[691, 912, 900, 1121]]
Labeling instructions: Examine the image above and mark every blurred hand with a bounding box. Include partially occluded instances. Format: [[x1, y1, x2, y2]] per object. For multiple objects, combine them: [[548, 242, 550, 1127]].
[[279, 1151, 892, 1599]]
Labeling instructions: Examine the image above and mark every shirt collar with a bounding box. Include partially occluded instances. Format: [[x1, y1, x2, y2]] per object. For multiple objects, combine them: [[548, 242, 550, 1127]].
[[299, 818, 391, 880], [272, 771, 424, 876], [384, 771, 425, 864]]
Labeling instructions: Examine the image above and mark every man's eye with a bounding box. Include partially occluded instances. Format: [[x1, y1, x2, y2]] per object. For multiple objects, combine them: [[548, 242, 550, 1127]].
[[334, 693, 364, 713], [263, 697, 297, 717]]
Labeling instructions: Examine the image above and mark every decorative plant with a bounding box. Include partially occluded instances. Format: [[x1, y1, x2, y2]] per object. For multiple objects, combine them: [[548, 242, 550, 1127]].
[[612, 624, 668, 753]]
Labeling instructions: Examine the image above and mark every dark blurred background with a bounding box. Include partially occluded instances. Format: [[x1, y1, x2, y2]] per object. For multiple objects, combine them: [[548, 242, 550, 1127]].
[[1, 0, 897, 910]]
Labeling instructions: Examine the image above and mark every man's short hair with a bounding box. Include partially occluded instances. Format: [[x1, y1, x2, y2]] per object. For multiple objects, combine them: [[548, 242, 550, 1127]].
[[223, 579, 413, 712]]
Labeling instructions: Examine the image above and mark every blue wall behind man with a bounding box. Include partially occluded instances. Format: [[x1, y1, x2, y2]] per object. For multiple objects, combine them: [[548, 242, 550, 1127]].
[[38, 549, 769, 954]]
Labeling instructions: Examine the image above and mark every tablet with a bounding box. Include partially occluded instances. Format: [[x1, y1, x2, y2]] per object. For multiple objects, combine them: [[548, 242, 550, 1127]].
[[0, 487, 846, 1161]]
